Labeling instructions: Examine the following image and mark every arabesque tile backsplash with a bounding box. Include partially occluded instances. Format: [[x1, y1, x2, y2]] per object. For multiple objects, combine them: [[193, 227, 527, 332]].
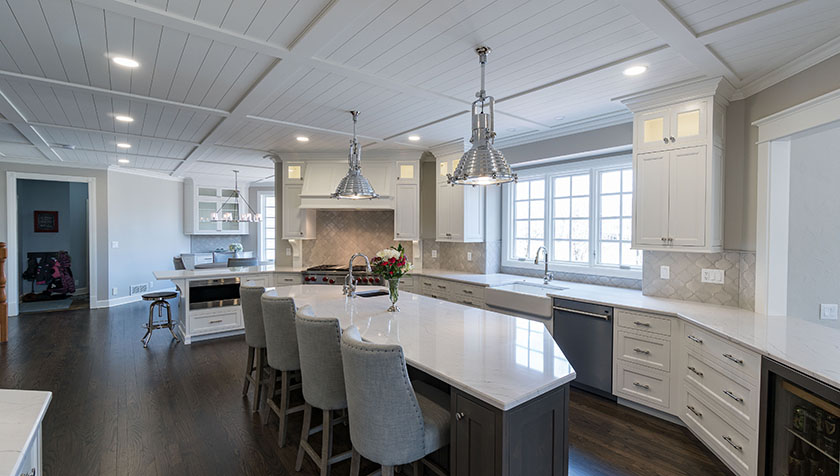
[[302, 210, 413, 267]]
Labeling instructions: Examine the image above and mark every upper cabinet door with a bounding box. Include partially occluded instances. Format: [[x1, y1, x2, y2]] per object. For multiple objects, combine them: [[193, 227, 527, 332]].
[[669, 101, 707, 149], [633, 151, 670, 246], [635, 109, 670, 153], [282, 183, 305, 239], [394, 183, 419, 240], [668, 146, 707, 247], [396, 162, 418, 184]]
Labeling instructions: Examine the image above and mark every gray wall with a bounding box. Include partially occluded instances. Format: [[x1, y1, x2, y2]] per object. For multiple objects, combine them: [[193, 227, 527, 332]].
[[106, 170, 190, 299], [725, 52, 840, 251], [0, 163, 109, 302], [17, 179, 88, 292], [786, 122, 840, 325], [500, 123, 633, 165]]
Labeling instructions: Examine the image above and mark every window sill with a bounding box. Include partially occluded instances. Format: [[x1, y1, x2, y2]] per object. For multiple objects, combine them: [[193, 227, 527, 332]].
[[501, 260, 642, 280]]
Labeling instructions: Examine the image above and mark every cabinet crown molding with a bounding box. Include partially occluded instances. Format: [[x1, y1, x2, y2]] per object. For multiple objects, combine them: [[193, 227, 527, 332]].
[[614, 77, 736, 113]]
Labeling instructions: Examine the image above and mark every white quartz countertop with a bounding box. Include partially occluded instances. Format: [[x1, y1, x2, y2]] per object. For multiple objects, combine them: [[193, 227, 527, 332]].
[[154, 265, 305, 280], [0, 389, 51, 476], [264, 285, 575, 410]]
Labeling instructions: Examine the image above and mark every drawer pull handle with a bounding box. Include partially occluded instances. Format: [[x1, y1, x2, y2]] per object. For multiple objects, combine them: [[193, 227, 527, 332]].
[[209, 319, 223, 324], [283, 278, 294, 282], [687, 366, 704, 377], [423, 283, 431, 286], [462, 301, 474, 306], [437, 285, 446, 289], [633, 321, 651, 327], [463, 290, 473, 294], [455, 412, 464, 421], [722, 353, 744, 365], [723, 390, 744, 403], [686, 405, 702, 417], [722, 435, 743, 452], [633, 348, 651, 355], [687, 335, 703, 344], [632, 382, 650, 390]]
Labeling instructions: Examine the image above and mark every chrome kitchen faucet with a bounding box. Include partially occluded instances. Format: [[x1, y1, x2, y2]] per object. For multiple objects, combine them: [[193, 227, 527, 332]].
[[534, 246, 553, 284], [343, 253, 372, 297]]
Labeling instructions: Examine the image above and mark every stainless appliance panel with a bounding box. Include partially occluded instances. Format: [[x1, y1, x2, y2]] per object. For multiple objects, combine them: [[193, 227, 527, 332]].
[[552, 298, 614, 399]]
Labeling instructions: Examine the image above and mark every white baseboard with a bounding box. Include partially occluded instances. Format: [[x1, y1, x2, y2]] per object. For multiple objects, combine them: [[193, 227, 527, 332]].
[[93, 287, 177, 309]]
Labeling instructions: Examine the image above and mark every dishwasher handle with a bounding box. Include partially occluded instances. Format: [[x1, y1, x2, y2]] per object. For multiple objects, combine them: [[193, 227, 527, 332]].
[[553, 306, 610, 320]]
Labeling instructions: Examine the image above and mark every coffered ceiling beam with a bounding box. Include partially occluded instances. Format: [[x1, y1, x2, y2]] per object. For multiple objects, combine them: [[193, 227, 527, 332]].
[[0, 88, 63, 161], [245, 115, 427, 150], [0, 70, 230, 117], [615, 0, 741, 86], [28, 122, 201, 147], [695, 0, 810, 45]]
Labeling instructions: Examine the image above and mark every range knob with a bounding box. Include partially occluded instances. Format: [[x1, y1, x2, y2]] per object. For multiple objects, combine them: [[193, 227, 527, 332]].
[[322, 277, 328, 282], [329, 279, 335, 284], [375, 278, 381, 284]]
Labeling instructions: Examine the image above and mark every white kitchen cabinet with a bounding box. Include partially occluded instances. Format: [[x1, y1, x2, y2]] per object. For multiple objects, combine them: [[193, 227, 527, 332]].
[[436, 168, 484, 242], [183, 179, 249, 235], [393, 161, 419, 240], [621, 77, 731, 253], [281, 162, 316, 240]]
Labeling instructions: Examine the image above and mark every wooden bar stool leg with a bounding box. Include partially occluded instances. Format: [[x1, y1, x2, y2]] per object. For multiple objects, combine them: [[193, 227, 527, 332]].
[[296, 402, 312, 471], [263, 368, 277, 425], [321, 409, 334, 476], [164, 301, 179, 342], [278, 370, 290, 447], [382, 465, 395, 476], [350, 448, 361, 476], [253, 349, 263, 413], [243, 346, 255, 396]]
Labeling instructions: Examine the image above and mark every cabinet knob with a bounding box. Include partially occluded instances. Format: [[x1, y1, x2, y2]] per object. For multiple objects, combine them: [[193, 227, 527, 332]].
[[663, 138, 669, 144], [669, 136, 676, 143], [455, 412, 465, 421], [661, 237, 666, 242]]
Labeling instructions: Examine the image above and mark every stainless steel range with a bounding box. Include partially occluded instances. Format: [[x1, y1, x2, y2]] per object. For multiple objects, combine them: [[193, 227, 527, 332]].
[[302, 264, 381, 285]]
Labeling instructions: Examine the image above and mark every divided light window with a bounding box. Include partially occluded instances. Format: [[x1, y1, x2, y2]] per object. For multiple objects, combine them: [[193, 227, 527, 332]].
[[505, 157, 641, 276], [260, 193, 276, 262]]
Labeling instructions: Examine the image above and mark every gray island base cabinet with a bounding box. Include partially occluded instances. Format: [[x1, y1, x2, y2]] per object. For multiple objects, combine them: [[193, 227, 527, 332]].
[[452, 386, 569, 476], [264, 285, 575, 476]]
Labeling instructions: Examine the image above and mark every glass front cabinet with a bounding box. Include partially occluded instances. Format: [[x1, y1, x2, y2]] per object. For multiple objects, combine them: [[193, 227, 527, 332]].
[[184, 179, 249, 235]]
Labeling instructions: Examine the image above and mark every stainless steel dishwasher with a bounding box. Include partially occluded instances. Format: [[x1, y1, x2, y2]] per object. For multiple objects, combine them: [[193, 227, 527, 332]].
[[552, 298, 615, 399]]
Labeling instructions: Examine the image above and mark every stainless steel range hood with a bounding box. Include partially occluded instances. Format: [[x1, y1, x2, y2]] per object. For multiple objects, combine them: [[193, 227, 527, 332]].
[[299, 161, 395, 210]]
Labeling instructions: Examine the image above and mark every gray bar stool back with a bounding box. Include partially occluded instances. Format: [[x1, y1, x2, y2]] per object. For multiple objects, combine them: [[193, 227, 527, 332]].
[[294, 306, 352, 475], [340, 327, 451, 476], [261, 294, 304, 447], [240, 284, 268, 413]]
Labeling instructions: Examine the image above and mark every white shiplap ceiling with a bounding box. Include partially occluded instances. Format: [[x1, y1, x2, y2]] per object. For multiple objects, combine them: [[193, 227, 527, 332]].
[[0, 0, 838, 181]]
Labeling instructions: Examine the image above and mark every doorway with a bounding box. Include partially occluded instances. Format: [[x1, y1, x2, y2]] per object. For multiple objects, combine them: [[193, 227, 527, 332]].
[[6, 172, 98, 316]]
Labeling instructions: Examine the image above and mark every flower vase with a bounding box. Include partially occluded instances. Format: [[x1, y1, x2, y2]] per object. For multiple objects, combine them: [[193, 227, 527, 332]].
[[387, 277, 400, 312]]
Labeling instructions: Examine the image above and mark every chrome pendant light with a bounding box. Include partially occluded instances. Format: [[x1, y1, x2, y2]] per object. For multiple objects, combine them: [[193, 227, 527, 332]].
[[448, 47, 517, 186], [207, 170, 262, 223], [331, 110, 379, 199]]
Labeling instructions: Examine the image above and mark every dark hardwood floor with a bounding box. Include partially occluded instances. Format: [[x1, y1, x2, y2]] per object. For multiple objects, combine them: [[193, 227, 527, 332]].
[[0, 301, 733, 476]]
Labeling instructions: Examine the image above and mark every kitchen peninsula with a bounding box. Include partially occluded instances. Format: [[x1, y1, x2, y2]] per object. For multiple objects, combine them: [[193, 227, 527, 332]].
[[266, 284, 575, 476]]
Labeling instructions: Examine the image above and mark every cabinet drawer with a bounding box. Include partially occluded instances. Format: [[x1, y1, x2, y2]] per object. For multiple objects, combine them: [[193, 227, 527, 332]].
[[614, 361, 670, 410], [617, 309, 672, 337], [683, 324, 760, 384], [616, 330, 671, 372], [418, 277, 437, 295], [192, 309, 241, 335], [684, 351, 758, 429], [682, 389, 755, 476], [452, 282, 484, 300], [430, 279, 453, 295], [275, 273, 303, 286], [242, 274, 272, 287], [397, 275, 415, 292]]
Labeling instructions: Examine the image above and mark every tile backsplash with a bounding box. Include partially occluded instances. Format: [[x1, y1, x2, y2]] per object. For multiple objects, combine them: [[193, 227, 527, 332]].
[[302, 210, 412, 267], [190, 235, 243, 253], [642, 250, 756, 310], [422, 239, 488, 274]]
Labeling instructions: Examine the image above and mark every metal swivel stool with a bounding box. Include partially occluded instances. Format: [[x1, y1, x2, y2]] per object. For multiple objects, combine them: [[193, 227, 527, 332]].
[[141, 291, 180, 348]]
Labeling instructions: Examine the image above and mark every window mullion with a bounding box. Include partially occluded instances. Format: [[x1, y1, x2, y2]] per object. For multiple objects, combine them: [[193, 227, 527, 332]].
[[545, 178, 552, 262], [590, 168, 598, 268]]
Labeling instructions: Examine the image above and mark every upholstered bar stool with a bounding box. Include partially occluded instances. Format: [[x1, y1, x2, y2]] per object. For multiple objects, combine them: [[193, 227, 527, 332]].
[[240, 284, 269, 413], [340, 327, 451, 476], [140, 291, 179, 348], [261, 294, 304, 447], [295, 306, 352, 476]]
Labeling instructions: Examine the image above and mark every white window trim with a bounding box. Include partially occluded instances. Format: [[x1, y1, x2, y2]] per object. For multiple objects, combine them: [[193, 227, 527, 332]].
[[502, 155, 641, 279], [257, 190, 275, 263]]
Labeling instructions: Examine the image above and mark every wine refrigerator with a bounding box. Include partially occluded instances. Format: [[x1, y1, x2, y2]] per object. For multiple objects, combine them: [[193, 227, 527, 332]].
[[760, 357, 840, 475]]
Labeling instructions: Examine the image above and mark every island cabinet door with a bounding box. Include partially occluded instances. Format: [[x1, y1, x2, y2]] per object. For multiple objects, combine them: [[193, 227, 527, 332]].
[[452, 390, 500, 476]]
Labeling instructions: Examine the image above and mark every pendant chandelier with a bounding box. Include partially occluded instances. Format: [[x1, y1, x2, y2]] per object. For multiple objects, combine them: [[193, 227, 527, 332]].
[[208, 170, 261, 223], [331, 110, 379, 199], [448, 47, 517, 186]]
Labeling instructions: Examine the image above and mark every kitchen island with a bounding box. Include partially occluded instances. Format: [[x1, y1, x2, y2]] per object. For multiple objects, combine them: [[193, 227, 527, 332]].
[[265, 285, 575, 476], [0, 389, 51, 476]]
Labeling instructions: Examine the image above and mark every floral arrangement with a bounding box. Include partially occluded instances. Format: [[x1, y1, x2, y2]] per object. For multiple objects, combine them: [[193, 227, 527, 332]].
[[371, 244, 413, 279], [229, 243, 243, 252]]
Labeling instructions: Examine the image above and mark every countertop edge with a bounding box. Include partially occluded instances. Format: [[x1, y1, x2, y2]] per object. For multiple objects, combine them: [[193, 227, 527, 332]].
[[1, 390, 51, 476]]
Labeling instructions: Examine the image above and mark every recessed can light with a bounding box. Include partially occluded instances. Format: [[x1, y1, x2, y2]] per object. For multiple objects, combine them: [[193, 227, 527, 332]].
[[118, 158, 130, 164], [296, 136, 309, 142], [623, 65, 647, 76], [116, 142, 131, 149], [115, 115, 134, 123], [408, 135, 421, 141], [113, 57, 140, 68]]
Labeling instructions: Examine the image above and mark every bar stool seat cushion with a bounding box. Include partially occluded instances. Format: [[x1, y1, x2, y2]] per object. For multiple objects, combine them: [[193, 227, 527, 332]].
[[142, 291, 177, 301], [411, 381, 451, 454]]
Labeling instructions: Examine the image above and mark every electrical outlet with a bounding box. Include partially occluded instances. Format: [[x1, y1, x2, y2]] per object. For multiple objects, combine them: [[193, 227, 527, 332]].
[[111, 287, 118, 296], [111, 241, 119, 249], [660, 265, 670, 280], [431, 250, 438, 258], [821, 304, 838, 320], [285, 247, 291, 256], [701, 269, 725, 284], [467, 251, 472, 261]]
